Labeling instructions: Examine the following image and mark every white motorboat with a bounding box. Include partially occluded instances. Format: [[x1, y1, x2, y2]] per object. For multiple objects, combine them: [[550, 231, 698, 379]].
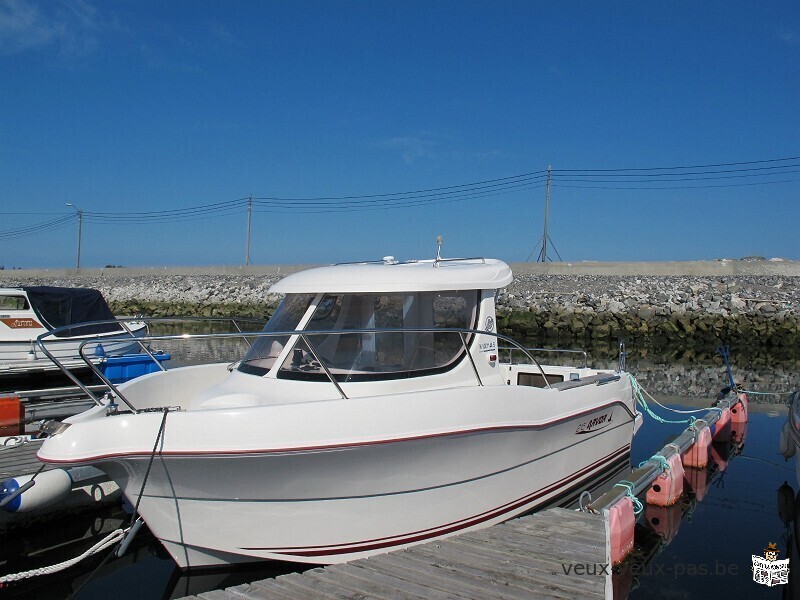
[[0, 287, 147, 378], [36, 256, 643, 568]]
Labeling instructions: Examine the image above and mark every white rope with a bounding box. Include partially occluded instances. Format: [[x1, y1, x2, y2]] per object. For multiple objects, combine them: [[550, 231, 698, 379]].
[[0, 527, 126, 584]]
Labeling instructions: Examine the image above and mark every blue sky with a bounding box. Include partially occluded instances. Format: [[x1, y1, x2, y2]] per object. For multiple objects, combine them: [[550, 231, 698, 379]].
[[1, 1, 798, 268]]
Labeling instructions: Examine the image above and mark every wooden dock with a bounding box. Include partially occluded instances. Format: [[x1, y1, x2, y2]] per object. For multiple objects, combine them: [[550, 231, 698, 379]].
[[178, 507, 609, 600], [0, 438, 50, 481]]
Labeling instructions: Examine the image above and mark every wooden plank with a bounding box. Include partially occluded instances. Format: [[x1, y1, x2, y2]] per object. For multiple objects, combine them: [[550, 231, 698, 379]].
[[441, 533, 605, 578], [464, 520, 606, 549], [336, 558, 468, 600], [243, 576, 327, 600], [306, 565, 429, 600], [266, 571, 367, 600], [399, 542, 603, 598], [223, 581, 301, 600], [197, 590, 237, 600], [0, 442, 50, 479], [364, 552, 537, 600], [407, 542, 605, 598], [456, 527, 604, 564], [352, 556, 475, 600], [355, 553, 497, 599], [509, 515, 605, 540]]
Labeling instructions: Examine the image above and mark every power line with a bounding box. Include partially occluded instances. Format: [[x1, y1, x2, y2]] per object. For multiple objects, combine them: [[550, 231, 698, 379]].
[[554, 178, 800, 191], [553, 155, 800, 173], [0, 214, 76, 240], [1, 155, 797, 242]]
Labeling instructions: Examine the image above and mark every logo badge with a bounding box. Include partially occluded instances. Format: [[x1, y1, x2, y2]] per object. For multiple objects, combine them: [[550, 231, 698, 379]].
[[753, 542, 789, 587], [0, 318, 42, 329]]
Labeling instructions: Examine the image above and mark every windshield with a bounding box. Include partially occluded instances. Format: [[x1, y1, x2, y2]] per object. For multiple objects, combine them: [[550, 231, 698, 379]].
[[280, 290, 479, 382], [238, 293, 314, 375]]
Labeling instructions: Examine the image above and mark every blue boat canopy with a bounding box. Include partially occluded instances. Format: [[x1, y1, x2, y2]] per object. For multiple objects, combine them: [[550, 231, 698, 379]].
[[23, 287, 122, 337]]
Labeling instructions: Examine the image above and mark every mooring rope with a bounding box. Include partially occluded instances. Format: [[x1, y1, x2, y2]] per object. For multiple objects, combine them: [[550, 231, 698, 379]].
[[638, 453, 671, 472], [0, 527, 127, 585], [1, 409, 172, 592], [742, 389, 790, 397], [68, 408, 171, 599], [629, 375, 699, 425], [628, 374, 741, 428]]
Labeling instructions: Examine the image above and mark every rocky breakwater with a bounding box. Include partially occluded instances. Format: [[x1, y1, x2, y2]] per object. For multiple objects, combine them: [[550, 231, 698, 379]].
[[498, 273, 800, 348], [0, 267, 300, 320], [2, 262, 797, 349]]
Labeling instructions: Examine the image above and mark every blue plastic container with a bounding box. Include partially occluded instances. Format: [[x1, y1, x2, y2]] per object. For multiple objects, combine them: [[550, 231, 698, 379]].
[[99, 352, 171, 384]]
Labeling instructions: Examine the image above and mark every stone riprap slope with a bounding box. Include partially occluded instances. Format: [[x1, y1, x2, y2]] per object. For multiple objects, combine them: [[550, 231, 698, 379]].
[[1, 262, 797, 346], [499, 272, 800, 347]]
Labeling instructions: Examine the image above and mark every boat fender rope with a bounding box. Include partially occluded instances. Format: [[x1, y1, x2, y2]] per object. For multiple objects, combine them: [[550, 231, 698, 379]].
[[638, 454, 670, 473], [664, 443, 682, 458], [614, 480, 643, 516]]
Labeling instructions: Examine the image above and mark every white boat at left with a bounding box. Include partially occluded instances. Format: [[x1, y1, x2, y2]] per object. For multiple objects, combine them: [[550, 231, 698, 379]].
[[0, 287, 147, 378]]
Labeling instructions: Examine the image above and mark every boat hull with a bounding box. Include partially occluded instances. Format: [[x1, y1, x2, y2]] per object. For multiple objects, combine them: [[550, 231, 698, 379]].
[[93, 405, 634, 568]]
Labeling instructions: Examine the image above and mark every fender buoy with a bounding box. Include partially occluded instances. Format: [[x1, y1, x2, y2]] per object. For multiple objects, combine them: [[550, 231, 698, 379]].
[[780, 421, 797, 459], [778, 481, 796, 525], [0, 469, 72, 513]]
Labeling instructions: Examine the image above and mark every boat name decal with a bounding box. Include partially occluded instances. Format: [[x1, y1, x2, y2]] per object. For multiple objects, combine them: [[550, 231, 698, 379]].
[[575, 412, 613, 434], [0, 317, 42, 329], [478, 341, 497, 353]]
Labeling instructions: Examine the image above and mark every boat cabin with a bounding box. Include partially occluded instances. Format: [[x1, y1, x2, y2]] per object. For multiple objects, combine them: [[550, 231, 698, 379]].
[[236, 258, 511, 386]]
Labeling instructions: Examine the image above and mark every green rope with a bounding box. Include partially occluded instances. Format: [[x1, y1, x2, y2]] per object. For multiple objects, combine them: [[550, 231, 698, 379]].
[[614, 480, 644, 515], [638, 454, 670, 472], [629, 375, 697, 425]]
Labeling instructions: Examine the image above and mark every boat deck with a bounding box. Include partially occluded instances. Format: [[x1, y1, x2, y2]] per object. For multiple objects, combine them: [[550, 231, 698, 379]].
[[177, 507, 607, 600]]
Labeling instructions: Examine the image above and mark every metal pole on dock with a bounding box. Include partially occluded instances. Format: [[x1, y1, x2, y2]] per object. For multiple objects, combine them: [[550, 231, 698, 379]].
[[66, 203, 82, 269], [245, 195, 252, 266], [538, 165, 551, 262]]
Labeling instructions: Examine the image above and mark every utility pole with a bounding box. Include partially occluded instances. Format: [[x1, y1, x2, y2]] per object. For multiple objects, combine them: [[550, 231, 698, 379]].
[[539, 165, 551, 262], [66, 202, 82, 269], [245, 195, 252, 266]]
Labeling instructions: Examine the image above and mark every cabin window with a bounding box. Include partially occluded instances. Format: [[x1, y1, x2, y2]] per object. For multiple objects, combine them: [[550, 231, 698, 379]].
[[277, 290, 479, 382], [237, 294, 314, 376], [0, 296, 29, 311]]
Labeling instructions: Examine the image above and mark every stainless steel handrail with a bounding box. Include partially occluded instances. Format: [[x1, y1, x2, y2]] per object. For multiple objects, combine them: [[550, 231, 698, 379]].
[[37, 316, 268, 412], [498, 345, 589, 369], [38, 318, 570, 414]]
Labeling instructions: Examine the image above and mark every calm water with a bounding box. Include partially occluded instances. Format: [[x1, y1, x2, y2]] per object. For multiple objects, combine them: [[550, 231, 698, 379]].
[[1, 333, 798, 599]]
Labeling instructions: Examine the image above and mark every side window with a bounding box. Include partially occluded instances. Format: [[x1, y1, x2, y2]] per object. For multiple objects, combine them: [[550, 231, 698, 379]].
[[433, 294, 469, 328], [0, 296, 29, 311]]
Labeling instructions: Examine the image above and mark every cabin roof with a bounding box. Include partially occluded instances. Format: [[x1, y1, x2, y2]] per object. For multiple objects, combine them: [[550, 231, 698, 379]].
[[269, 258, 513, 294]]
